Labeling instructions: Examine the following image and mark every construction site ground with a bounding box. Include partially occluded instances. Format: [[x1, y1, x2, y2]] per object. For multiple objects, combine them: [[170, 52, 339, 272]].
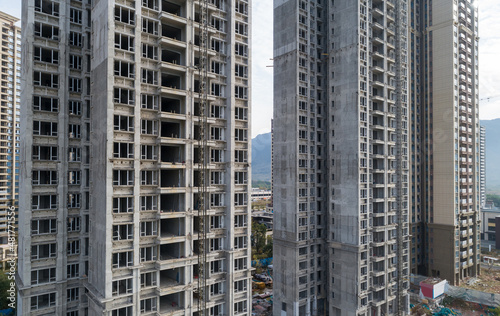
[[441, 296, 496, 316], [252, 267, 273, 316], [252, 287, 273, 316], [459, 268, 500, 294]]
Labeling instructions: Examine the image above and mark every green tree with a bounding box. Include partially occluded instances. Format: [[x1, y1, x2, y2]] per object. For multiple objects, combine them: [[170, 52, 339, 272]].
[[491, 306, 500, 316], [487, 194, 500, 207], [0, 270, 14, 312], [251, 221, 267, 255], [262, 235, 273, 258]]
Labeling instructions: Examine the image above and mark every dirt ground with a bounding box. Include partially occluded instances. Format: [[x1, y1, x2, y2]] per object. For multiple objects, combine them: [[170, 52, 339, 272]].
[[460, 269, 500, 294]]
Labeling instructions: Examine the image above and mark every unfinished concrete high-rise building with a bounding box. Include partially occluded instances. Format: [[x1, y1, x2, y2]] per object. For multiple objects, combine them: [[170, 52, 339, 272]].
[[273, 0, 481, 312], [408, 0, 481, 285], [479, 125, 485, 209], [273, 0, 410, 315], [19, 0, 252, 315], [0, 12, 20, 247]]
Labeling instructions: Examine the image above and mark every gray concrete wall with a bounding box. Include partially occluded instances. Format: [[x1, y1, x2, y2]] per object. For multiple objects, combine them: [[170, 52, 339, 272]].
[[273, 0, 301, 314], [19, 0, 93, 314], [326, 1, 363, 313]]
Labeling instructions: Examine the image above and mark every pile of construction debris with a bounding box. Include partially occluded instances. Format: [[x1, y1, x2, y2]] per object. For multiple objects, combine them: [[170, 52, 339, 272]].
[[252, 269, 273, 315], [252, 292, 272, 315]]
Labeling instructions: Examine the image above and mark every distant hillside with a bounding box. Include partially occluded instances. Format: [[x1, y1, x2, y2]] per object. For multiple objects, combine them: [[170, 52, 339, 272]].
[[252, 132, 271, 182], [482, 119, 500, 191]]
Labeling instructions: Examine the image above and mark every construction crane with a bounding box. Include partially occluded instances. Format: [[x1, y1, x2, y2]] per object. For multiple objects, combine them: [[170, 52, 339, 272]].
[[196, 0, 209, 314], [479, 95, 500, 102]]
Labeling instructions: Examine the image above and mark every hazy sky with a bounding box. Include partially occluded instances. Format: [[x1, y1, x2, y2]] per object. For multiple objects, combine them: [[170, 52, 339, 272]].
[[1, 0, 498, 138]]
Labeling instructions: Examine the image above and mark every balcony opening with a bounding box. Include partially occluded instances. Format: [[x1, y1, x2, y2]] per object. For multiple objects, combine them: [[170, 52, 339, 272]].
[[160, 267, 184, 288], [373, 188, 385, 199], [373, 144, 384, 155], [373, 31, 384, 40], [372, 60, 383, 69], [161, 97, 182, 114], [162, 49, 182, 65], [160, 193, 184, 213], [373, 244, 386, 257], [162, 1, 182, 16], [373, 159, 385, 170], [372, 88, 383, 98], [159, 242, 184, 261], [373, 232, 385, 244], [162, 73, 182, 90], [372, 116, 384, 126], [160, 145, 184, 163], [161, 121, 183, 138], [373, 174, 385, 185], [160, 170, 184, 188], [372, 102, 384, 112], [160, 218, 185, 237], [372, 131, 384, 141], [373, 217, 386, 228], [373, 74, 384, 84], [162, 25, 182, 41], [373, 204, 386, 218], [159, 292, 184, 313]]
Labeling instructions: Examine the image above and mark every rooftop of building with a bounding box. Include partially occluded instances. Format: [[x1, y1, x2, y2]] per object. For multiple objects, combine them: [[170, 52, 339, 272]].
[[420, 277, 446, 285], [252, 210, 273, 218], [482, 207, 500, 213], [0, 11, 19, 24]]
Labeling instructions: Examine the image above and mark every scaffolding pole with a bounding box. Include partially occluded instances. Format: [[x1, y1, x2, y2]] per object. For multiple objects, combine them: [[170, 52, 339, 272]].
[[197, 0, 209, 314]]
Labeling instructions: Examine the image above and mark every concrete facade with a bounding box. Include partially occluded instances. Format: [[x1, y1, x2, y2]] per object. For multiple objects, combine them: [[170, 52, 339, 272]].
[[408, 0, 481, 285], [19, 0, 252, 315], [19, 0, 93, 313], [273, 1, 410, 315], [0, 12, 20, 246]]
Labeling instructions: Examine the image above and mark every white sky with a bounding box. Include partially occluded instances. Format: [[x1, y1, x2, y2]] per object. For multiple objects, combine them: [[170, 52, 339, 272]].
[[1, 0, 498, 137]]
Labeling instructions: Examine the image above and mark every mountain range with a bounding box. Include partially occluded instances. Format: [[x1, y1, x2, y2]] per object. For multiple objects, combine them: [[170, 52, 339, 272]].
[[251, 132, 272, 182]]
